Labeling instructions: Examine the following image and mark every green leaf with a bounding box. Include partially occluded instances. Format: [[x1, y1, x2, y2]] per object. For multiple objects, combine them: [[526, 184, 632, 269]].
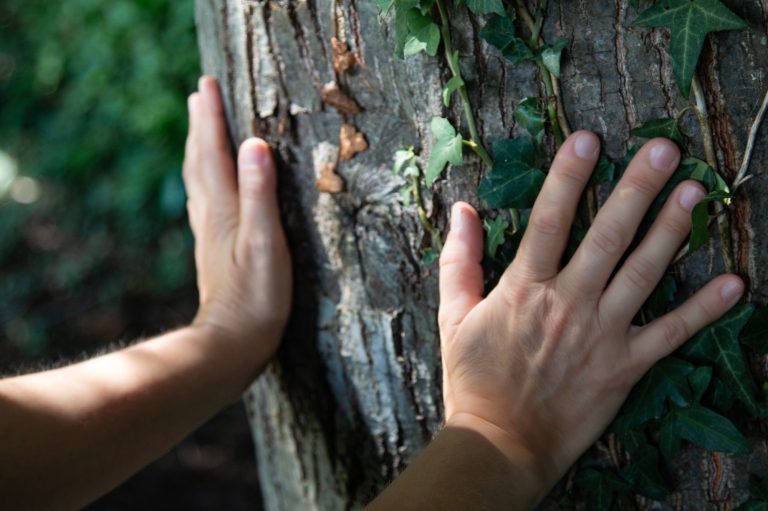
[[403, 9, 441, 57], [574, 469, 614, 511], [660, 404, 751, 455], [425, 117, 464, 186], [688, 366, 713, 403], [678, 304, 758, 411], [393, 147, 416, 175], [633, 0, 746, 97], [631, 117, 684, 145], [589, 154, 616, 186], [620, 446, 670, 500], [375, 0, 396, 15], [514, 97, 545, 145], [737, 501, 768, 511], [463, 0, 505, 16], [539, 38, 569, 78], [484, 215, 510, 259], [741, 307, 768, 354], [682, 157, 730, 194], [641, 273, 677, 322], [442, 75, 464, 107], [480, 15, 534, 64], [477, 137, 545, 209], [711, 376, 736, 413], [689, 190, 733, 253], [620, 356, 695, 427], [421, 247, 439, 265]]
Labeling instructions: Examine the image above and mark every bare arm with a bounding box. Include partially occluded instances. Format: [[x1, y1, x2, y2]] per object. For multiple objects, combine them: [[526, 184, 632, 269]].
[[368, 132, 744, 510], [0, 77, 291, 510]]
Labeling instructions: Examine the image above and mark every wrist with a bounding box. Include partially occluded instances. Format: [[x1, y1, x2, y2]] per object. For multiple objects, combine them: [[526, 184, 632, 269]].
[[445, 412, 555, 504]]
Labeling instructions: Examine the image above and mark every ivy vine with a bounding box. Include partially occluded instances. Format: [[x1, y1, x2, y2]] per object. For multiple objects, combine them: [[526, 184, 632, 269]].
[[379, 0, 768, 507]]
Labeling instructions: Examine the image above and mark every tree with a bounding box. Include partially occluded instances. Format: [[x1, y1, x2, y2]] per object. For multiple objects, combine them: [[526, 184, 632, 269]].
[[194, 0, 768, 508]]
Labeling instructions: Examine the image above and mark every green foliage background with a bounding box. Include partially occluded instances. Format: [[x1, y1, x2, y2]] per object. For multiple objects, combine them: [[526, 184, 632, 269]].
[[0, 0, 200, 360]]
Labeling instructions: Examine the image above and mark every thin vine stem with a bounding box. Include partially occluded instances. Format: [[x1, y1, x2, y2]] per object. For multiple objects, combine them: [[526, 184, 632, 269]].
[[691, 74, 735, 274], [733, 85, 768, 190], [434, 0, 492, 168], [411, 173, 443, 251]]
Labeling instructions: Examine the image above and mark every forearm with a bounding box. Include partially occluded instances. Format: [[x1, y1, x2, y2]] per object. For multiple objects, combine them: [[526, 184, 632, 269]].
[[367, 415, 549, 511], [0, 325, 262, 510]]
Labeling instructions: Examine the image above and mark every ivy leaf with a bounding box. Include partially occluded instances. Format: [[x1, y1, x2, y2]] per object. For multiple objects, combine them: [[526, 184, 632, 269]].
[[620, 356, 695, 427], [631, 117, 684, 145], [375, 0, 396, 15], [619, 446, 670, 500], [589, 154, 616, 186], [640, 273, 677, 323], [425, 117, 464, 186], [421, 247, 439, 265], [480, 15, 534, 64], [538, 38, 569, 78], [477, 137, 545, 209], [711, 377, 736, 413], [689, 190, 733, 253], [442, 75, 464, 107], [678, 303, 758, 411], [683, 157, 730, 193], [403, 9, 441, 57], [393, 147, 416, 175], [462, 0, 505, 16], [514, 97, 545, 145], [741, 307, 768, 354], [688, 366, 713, 403], [484, 215, 510, 259], [659, 404, 751, 456], [633, 0, 747, 98], [574, 469, 614, 511]]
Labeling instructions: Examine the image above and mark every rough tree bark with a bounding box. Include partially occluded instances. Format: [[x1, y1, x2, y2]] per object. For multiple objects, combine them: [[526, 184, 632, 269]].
[[194, 0, 768, 508]]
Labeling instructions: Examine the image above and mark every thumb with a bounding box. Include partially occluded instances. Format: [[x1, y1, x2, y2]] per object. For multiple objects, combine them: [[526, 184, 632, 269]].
[[235, 138, 282, 246], [438, 202, 485, 342]]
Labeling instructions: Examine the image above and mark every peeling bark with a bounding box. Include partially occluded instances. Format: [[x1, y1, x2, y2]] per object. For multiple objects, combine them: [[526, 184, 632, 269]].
[[195, 0, 768, 508]]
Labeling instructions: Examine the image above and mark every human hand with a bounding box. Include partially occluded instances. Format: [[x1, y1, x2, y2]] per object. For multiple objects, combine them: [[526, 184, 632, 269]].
[[183, 76, 291, 373], [438, 132, 743, 500]]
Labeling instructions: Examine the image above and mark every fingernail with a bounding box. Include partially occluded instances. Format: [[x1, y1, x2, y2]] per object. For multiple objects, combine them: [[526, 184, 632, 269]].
[[678, 185, 706, 212], [451, 204, 467, 233], [721, 280, 744, 304], [241, 139, 271, 170], [574, 132, 599, 160], [650, 143, 679, 172]]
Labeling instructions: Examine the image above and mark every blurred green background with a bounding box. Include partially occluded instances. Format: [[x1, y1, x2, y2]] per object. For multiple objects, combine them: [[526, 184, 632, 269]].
[[0, 0, 261, 508], [0, 0, 198, 358]]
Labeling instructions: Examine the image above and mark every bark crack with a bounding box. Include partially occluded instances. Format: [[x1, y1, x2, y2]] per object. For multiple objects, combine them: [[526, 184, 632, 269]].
[[613, 0, 637, 137]]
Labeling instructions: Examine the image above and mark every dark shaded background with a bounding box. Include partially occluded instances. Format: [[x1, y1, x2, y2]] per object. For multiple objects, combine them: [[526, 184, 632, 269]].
[[0, 0, 262, 507]]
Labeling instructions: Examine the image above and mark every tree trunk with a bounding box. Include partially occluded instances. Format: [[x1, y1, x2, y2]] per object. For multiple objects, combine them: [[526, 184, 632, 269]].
[[194, 0, 768, 508]]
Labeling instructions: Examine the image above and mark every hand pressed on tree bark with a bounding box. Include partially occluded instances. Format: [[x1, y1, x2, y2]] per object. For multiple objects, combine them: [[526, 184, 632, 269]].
[[369, 131, 744, 511]]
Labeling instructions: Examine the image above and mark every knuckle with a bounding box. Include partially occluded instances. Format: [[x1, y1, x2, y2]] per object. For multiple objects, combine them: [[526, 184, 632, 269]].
[[622, 254, 657, 292], [661, 313, 690, 352], [499, 274, 531, 308], [588, 220, 626, 256], [530, 208, 567, 237], [555, 162, 588, 186], [657, 214, 690, 239], [623, 174, 659, 199], [694, 296, 720, 322]]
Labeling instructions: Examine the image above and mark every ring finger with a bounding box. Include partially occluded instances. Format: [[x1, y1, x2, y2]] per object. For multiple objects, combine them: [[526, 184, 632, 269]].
[[598, 180, 706, 325]]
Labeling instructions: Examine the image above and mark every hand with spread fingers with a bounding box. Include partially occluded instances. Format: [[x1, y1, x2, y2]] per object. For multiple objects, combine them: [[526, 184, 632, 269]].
[[369, 131, 743, 510], [185, 77, 292, 374]]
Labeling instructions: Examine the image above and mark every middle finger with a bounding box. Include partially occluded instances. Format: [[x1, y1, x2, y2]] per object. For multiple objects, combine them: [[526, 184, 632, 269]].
[[558, 138, 680, 296]]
